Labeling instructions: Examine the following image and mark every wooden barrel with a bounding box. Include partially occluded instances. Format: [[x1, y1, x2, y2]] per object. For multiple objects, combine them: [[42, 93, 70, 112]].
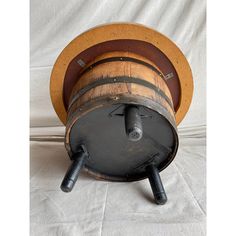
[[65, 51, 178, 181], [50, 23, 194, 204]]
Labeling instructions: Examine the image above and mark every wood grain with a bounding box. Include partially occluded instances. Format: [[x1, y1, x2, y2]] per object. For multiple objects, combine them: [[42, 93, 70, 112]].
[[68, 51, 175, 122]]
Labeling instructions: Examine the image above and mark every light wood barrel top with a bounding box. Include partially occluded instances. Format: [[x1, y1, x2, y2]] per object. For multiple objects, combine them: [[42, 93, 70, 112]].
[[50, 23, 193, 125]]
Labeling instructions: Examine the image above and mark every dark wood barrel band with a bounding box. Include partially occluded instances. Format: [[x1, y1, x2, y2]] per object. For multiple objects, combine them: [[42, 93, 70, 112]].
[[68, 76, 174, 110], [79, 56, 165, 80]]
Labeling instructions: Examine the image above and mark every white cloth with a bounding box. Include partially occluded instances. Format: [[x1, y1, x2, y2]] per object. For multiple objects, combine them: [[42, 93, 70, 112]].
[[30, 137, 206, 235], [30, 0, 206, 235]]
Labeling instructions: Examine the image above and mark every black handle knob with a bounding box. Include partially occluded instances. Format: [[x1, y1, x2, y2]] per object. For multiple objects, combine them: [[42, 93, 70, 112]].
[[61, 146, 88, 192], [125, 105, 143, 141], [146, 164, 167, 205]]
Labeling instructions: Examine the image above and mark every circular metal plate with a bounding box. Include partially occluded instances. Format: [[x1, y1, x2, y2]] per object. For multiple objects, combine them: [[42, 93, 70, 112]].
[[50, 23, 193, 125], [69, 104, 178, 181]]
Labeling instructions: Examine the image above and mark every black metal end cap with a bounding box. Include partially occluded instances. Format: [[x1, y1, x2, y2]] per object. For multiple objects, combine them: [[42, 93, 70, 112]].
[[127, 126, 143, 141], [60, 179, 75, 193], [153, 192, 168, 205]]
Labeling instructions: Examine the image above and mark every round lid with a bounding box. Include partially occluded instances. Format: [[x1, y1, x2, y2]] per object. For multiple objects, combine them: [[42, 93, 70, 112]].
[[50, 23, 193, 125], [69, 103, 178, 181]]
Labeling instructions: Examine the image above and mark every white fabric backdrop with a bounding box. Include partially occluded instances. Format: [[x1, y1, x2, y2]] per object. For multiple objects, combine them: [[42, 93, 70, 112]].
[[30, 0, 206, 235]]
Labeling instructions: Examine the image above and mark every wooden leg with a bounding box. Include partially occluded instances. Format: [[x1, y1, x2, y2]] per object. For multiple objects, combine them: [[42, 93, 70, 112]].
[[61, 145, 88, 192], [146, 164, 167, 205], [125, 105, 143, 141]]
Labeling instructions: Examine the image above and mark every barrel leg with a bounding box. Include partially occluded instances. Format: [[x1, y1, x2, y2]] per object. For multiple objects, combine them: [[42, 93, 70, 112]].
[[61, 145, 89, 192], [125, 105, 143, 141], [146, 164, 167, 205]]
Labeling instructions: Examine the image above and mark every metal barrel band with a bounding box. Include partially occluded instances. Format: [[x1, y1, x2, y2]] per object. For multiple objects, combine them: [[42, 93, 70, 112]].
[[68, 76, 174, 110], [79, 56, 165, 80]]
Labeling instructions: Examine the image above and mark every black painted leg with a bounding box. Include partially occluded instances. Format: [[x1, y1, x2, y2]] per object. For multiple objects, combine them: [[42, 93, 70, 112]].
[[61, 145, 89, 192], [125, 105, 143, 141], [146, 164, 167, 205]]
